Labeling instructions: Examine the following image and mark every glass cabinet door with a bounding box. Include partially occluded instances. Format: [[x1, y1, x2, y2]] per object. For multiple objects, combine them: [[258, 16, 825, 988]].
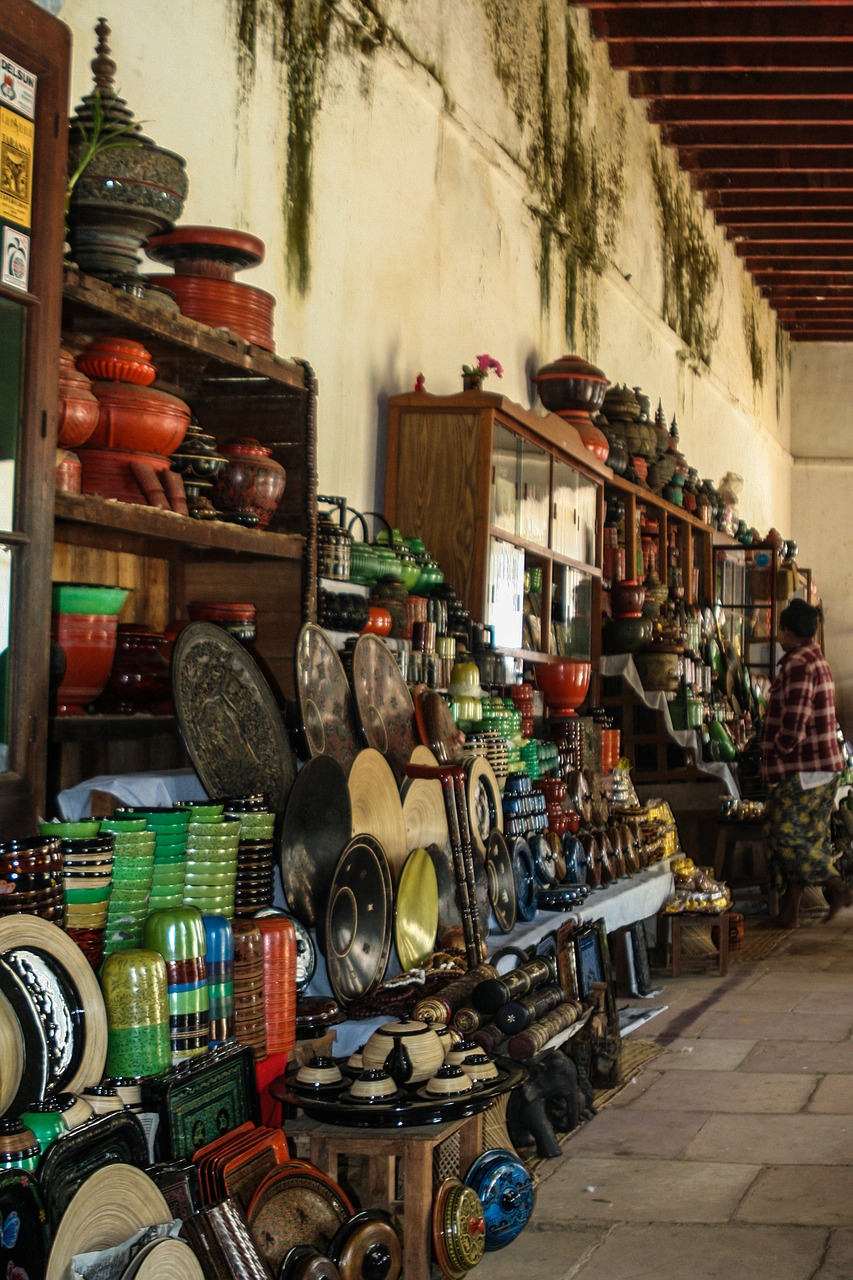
[[490, 424, 519, 538], [552, 460, 597, 564], [486, 537, 525, 650], [519, 439, 550, 546], [551, 565, 593, 659]]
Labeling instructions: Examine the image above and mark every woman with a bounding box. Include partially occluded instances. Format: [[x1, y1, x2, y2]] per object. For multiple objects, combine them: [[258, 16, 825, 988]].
[[761, 597, 849, 927]]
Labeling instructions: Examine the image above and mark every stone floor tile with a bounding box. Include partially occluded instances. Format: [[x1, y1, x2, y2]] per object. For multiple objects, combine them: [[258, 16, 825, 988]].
[[559, 1105, 708, 1158], [741, 1039, 853, 1075], [630, 1069, 816, 1114], [650, 1036, 756, 1071], [706, 985, 802, 1012], [683, 1113, 853, 1164], [816, 1227, 853, 1279], [602, 1066, 663, 1108], [737, 1165, 853, 1226], [532, 1156, 760, 1224], [470, 1225, 607, 1280], [697, 1010, 853, 1041], [793, 990, 853, 1015], [732, 968, 853, 994], [806, 1075, 853, 1113], [564, 1223, 827, 1280]]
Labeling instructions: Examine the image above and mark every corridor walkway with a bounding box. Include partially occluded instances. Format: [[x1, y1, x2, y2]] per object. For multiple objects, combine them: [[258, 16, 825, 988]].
[[476, 909, 853, 1280]]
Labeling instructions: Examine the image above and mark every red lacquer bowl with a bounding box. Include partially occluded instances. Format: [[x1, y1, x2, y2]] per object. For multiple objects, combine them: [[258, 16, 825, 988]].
[[361, 607, 392, 636], [52, 612, 121, 713], [535, 660, 592, 715], [88, 382, 191, 456]]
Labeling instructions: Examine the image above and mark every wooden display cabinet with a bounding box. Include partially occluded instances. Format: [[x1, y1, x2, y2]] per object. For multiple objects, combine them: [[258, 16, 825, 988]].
[[50, 268, 318, 803], [0, 2, 70, 831], [604, 472, 721, 608], [384, 390, 607, 670]]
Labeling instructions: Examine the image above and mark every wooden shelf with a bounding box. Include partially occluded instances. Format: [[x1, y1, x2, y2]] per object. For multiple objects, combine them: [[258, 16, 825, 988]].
[[50, 715, 179, 743], [62, 267, 307, 392], [54, 491, 305, 560]]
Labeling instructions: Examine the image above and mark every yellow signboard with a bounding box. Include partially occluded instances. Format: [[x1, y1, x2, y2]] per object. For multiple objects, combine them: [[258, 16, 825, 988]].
[[0, 105, 34, 230]]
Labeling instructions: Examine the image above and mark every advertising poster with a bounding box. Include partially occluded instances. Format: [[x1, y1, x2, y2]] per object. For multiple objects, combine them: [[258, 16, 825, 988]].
[[0, 53, 36, 291]]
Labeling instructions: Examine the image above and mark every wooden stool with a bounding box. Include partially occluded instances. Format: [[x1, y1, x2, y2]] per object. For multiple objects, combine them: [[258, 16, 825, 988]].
[[296, 1113, 483, 1280], [714, 820, 778, 916], [656, 910, 730, 977]]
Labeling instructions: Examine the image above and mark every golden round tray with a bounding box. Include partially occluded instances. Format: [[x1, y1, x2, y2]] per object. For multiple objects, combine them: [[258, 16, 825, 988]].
[[394, 847, 439, 971]]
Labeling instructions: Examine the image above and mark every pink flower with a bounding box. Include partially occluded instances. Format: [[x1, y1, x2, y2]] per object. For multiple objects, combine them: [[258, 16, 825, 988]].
[[462, 353, 504, 380], [7, 1262, 28, 1280], [476, 354, 503, 378]]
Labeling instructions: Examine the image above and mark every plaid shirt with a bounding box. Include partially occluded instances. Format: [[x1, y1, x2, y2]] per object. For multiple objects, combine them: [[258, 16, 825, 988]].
[[761, 642, 844, 784]]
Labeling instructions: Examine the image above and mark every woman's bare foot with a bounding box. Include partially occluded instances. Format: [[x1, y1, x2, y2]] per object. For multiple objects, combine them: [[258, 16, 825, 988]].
[[823, 877, 853, 923]]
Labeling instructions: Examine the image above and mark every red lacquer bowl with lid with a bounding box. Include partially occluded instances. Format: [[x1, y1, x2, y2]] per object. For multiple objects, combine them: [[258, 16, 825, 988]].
[[77, 338, 157, 387], [88, 382, 191, 455]]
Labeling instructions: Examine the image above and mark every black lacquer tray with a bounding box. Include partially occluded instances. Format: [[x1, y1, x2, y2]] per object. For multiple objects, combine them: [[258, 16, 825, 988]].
[[275, 1059, 526, 1128], [39, 1109, 149, 1231]]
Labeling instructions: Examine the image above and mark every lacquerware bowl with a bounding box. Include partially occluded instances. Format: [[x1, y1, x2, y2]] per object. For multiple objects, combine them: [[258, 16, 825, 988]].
[[419, 1064, 474, 1098], [51, 583, 130, 616], [533, 353, 609, 415], [535, 660, 592, 714], [345, 1069, 401, 1102]]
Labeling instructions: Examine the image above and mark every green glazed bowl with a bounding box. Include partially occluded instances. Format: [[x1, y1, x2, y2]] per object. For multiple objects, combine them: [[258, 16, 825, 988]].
[[51, 582, 130, 616], [65, 885, 112, 904], [39, 819, 102, 839], [178, 804, 225, 822], [101, 819, 150, 834]]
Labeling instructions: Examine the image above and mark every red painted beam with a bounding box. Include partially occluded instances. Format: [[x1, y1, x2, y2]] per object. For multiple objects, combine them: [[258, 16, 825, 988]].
[[630, 70, 853, 98], [663, 123, 853, 147], [607, 41, 853, 71], [681, 147, 853, 170], [649, 99, 853, 125], [587, 5, 853, 40], [730, 226, 853, 243]]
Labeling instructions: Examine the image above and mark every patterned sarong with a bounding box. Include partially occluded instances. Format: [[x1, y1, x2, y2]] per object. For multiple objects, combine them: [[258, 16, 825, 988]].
[[763, 774, 839, 892]]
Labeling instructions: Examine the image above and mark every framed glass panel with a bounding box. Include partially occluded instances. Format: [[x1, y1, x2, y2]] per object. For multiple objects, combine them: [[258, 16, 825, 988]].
[[490, 424, 519, 538], [552, 460, 597, 564], [486, 537, 525, 650], [551, 564, 593, 659], [519, 439, 549, 547]]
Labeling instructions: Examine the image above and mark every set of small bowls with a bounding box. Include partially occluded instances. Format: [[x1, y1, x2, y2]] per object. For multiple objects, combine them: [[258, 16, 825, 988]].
[[143, 906, 210, 1063], [0, 835, 65, 926], [232, 919, 267, 1060], [98, 817, 157, 954], [100, 946, 171, 1078]]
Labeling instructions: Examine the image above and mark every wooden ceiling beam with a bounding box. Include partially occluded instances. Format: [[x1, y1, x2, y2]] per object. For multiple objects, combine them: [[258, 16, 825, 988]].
[[587, 5, 853, 40], [663, 123, 853, 148], [683, 149, 853, 172], [607, 42, 853, 71], [630, 70, 853, 98], [649, 99, 853, 125]]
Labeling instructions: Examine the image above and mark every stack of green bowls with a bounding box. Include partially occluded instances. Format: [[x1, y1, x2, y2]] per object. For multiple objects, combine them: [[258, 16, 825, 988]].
[[183, 815, 241, 918], [130, 807, 190, 911], [98, 816, 157, 955]]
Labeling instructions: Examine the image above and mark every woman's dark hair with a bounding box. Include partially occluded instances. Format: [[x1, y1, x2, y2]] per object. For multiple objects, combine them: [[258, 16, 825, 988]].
[[779, 597, 822, 639]]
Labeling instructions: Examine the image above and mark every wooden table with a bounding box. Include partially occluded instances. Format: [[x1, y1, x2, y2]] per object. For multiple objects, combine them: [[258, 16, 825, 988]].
[[283, 1112, 484, 1280]]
